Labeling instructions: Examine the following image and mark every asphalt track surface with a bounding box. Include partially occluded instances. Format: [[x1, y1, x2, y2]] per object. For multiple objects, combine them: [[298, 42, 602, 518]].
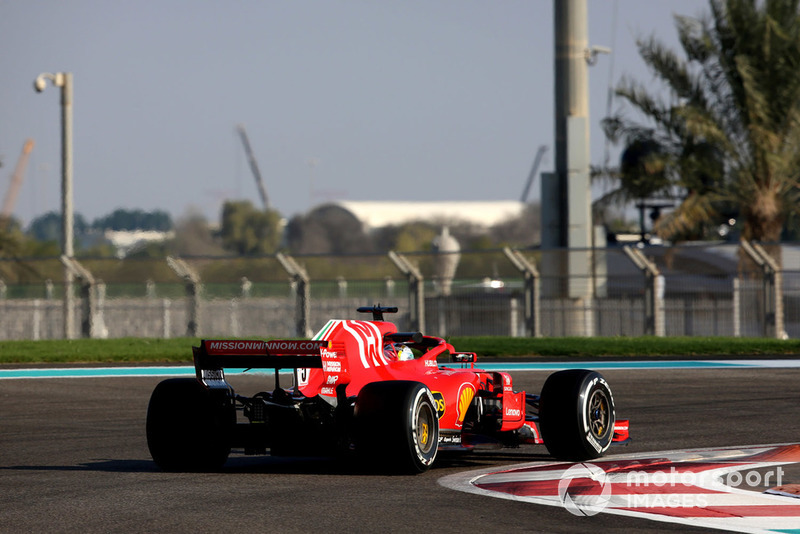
[[2, 364, 800, 533]]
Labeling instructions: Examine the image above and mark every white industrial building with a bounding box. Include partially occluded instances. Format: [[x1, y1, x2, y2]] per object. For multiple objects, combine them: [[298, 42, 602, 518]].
[[307, 200, 528, 232]]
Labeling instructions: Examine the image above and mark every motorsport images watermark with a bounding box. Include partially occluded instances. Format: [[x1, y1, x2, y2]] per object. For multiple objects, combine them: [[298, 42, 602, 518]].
[[557, 462, 785, 516]]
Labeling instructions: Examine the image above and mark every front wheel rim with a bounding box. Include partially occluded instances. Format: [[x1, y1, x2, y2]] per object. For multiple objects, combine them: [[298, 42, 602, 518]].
[[414, 402, 436, 455], [588, 389, 611, 439]]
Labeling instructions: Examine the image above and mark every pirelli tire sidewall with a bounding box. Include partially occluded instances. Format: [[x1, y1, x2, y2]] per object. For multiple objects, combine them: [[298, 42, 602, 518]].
[[354, 380, 439, 474], [146, 377, 234, 472], [539, 369, 615, 461], [405, 383, 439, 470]]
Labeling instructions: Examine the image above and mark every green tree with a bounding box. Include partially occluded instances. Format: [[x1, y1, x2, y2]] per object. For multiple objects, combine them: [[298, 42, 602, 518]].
[[168, 209, 227, 256], [220, 200, 283, 255], [603, 0, 800, 243], [27, 211, 89, 243], [488, 203, 541, 247], [394, 223, 437, 252], [287, 205, 373, 255], [0, 225, 23, 256], [92, 208, 173, 231]]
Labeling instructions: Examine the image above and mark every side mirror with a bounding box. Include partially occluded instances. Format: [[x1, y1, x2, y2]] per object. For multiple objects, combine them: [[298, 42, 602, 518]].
[[451, 352, 476, 364]]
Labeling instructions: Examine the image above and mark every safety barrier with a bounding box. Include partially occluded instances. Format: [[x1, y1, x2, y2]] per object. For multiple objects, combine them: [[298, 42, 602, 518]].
[[0, 241, 798, 340]]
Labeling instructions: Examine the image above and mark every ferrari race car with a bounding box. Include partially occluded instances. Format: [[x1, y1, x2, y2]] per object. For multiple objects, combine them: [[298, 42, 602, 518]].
[[146, 306, 630, 474]]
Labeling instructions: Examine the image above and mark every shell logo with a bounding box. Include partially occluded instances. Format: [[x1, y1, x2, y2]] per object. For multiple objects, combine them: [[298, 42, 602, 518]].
[[456, 383, 476, 426]]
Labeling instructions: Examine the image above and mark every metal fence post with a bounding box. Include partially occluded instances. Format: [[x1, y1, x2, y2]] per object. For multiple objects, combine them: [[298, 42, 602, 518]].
[[60, 256, 101, 338], [623, 246, 664, 337], [230, 298, 240, 337], [384, 276, 395, 298], [162, 299, 172, 339], [654, 274, 665, 337], [732, 277, 741, 337], [509, 298, 520, 337], [95, 280, 108, 338], [740, 240, 785, 339], [337, 276, 348, 298], [241, 277, 252, 298], [167, 256, 201, 337], [276, 253, 312, 337], [436, 295, 447, 337], [146, 279, 156, 298], [388, 251, 425, 332], [33, 299, 41, 340], [503, 247, 541, 337]]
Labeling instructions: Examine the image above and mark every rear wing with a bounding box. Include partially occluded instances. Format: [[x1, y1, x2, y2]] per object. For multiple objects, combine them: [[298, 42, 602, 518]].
[[193, 339, 327, 389]]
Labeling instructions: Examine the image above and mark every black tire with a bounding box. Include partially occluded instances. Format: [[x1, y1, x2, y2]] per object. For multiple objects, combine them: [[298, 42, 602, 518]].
[[146, 378, 234, 471], [354, 381, 439, 474], [539, 369, 615, 461]]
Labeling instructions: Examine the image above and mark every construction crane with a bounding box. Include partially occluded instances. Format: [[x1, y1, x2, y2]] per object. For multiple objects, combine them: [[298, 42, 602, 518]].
[[519, 145, 548, 203], [1, 139, 34, 228], [235, 124, 270, 210]]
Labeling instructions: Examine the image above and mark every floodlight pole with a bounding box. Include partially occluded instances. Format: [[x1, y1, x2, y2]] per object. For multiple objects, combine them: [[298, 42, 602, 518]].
[[542, 0, 592, 298], [35, 72, 75, 339]]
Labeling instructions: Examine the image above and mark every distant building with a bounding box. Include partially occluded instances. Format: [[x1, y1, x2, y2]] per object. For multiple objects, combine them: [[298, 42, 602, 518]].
[[308, 200, 527, 232], [104, 229, 174, 257]]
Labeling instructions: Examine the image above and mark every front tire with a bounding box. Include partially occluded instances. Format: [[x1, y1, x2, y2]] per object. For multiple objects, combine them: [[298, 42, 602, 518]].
[[146, 378, 234, 471], [539, 370, 615, 461], [354, 381, 439, 474]]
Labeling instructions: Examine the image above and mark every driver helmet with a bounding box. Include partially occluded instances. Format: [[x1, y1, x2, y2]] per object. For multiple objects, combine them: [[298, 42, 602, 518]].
[[384, 343, 414, 361], [396, 344, 414, 361]]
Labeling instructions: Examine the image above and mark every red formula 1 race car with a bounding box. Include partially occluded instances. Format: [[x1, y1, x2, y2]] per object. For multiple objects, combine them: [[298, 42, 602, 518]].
[[146, 306, 630, 474]]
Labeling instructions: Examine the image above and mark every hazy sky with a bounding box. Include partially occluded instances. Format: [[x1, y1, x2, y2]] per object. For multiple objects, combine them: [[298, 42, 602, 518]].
[[0, 0, 708, 226]]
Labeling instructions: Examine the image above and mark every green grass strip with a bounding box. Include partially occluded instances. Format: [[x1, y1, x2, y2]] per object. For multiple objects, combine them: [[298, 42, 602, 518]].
[[1, 336, 799, 365], [450, 336, 800, 358], [0, 338, 200, 364]]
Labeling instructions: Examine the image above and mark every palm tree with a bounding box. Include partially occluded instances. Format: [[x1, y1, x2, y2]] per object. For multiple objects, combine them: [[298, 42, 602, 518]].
[[602, 0, 800, 244]]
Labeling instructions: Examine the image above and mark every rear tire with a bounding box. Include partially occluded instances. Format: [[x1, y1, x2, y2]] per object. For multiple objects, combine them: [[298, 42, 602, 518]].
[[354, 381, 439, 474], [146, 378, 234, 471], [539, 370, 615, 461]]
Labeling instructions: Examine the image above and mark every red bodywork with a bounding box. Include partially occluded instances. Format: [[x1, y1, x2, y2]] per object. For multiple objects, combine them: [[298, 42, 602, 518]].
[[297, 319, 527, 435], [192, 314, 629, 455], [144, 307, 632, 474]]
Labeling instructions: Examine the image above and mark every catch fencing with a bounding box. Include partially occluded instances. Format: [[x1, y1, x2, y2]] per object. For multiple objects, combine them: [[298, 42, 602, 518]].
[[0, 241, 798, 340]]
